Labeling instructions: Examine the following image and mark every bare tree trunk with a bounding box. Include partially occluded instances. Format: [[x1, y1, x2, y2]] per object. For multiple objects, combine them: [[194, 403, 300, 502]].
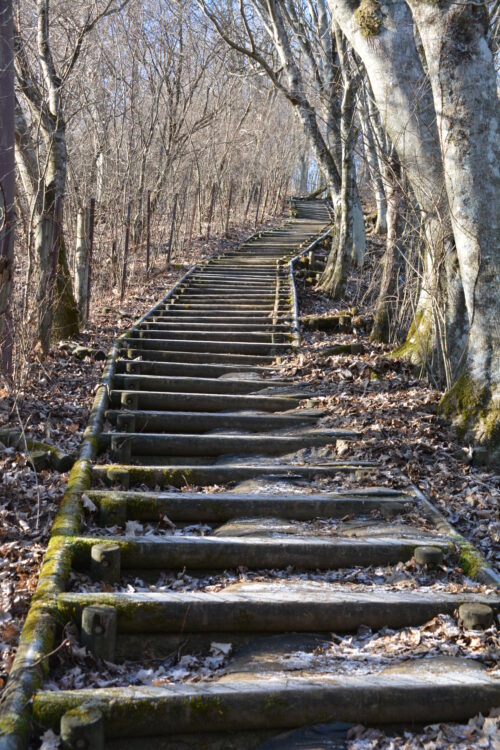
[[371, 150, 403, 342], [408, 2, 500, 457], [75, 208, 89, 323], [328, 0, 456, 368], [0, 0, 15, 376], [319, 27, 357, 297], [360, 85, 387, 234], [51, 195, 79, 342]]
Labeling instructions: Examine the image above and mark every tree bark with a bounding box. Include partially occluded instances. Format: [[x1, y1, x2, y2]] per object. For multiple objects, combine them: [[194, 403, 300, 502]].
[[408, 2, 500, 457], [360, 84, 387, 234], [319, 25, 357, 297], [75, 208, 89, 323], [328, 0, 457, 368], [370, 150, 403, 342], [0, 0, 15, 376]]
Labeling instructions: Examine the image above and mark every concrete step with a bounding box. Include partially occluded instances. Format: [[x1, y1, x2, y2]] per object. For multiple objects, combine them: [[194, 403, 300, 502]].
[[57, 587, 500, 633], [121, 348, 276, 365], [112, 373, 293, 394], [105, 409, 322, 434], [103, 430, 345, 458], [110, 389, 301, 412], [123, 338, 292, 355], [115, 360, 276, 378], [67, 533, 452, 572], [135, 329, 290, 344], [88, 488, 409, 523], [145, 322, 291, 332], [34, 662, 500, 737], [93, 462, 373, 488], [113, 374, 292, 395]]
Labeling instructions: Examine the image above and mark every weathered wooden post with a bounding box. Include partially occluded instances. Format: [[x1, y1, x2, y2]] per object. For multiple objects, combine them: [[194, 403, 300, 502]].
[[145, 189, 151, 272], [166, 192, 178, 266], [81, 604, 117, 661], [61, 706, 104, 750], [120, 201, 131, 302]]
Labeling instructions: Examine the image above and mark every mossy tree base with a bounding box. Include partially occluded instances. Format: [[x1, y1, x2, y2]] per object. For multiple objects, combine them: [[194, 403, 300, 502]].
[[439, 373, 500, 467], [391, 309, 434, 368], [52, 236, 79, 343]]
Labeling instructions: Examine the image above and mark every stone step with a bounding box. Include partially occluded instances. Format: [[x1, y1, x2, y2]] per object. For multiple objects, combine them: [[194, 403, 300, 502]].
[[93, 462, 373, 489], [103, 430, 346, 458], [36, 664, 500, 738], [88, 488, 410, 523], [115, 360, 276, 378], [167, 303, 281, 311], [68, 533, 451, 571], [122, 338, 292, 355], [145, 322, 291, 332], [57, 587, 500, 633], [159, 312, 290, 321], [121, 348, 276, 365], [187, 278, 286, 285], [177, 287, 288, 295], [110, 390, 301, 412], [105, 409, 321, 434], [112, 373, 293, 394], [175, 294, 285, 302], [134, 329, 290, 344]]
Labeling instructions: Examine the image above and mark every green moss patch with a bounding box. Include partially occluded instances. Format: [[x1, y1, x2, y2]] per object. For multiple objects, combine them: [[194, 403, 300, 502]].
[[354, 0, 383, 37]]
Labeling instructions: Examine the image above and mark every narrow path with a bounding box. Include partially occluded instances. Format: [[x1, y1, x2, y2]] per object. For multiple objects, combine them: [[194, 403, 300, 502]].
[[1, 202, 499, 750]]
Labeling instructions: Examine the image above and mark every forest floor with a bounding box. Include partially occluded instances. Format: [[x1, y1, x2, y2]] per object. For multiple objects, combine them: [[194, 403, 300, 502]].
[[1, 222, 499, 749]]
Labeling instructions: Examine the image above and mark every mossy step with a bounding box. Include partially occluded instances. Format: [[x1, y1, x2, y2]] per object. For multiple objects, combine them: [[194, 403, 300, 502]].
[[122, 348, 275, 365], [109, 390, 301, 413], [66, 533, 451, 571], [102, 430, 349, 458], [175, 292, 287, 298], [105, 409, 320, 434], [134, 330, 291, 344], [163, 310, 291, 319], [115, 361, 276, 378], [123, 338, 290, 355], [0, 429, 74, 472], [56, 587, 500, 634], [92, 462, 374, 489], [88, 488, 413, 523], [146, 322, 291, 332], [112, 373, 293, 394]]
